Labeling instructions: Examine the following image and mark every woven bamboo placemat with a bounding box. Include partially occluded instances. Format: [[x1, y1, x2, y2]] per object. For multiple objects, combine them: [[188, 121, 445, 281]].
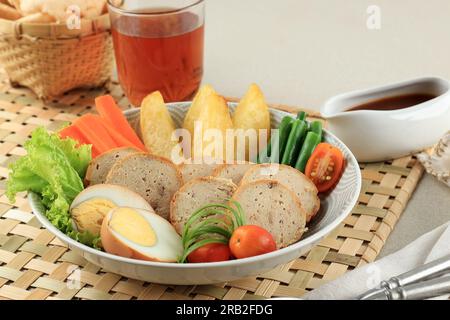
[[0, 72, 424, 300]]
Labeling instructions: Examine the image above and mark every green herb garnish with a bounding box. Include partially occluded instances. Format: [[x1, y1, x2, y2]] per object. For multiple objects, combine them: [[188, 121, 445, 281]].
[[178, 200, 245, 263]]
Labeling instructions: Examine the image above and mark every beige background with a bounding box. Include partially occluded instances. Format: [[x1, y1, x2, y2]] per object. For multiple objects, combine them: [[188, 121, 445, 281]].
[[203, 0, 450, 256]]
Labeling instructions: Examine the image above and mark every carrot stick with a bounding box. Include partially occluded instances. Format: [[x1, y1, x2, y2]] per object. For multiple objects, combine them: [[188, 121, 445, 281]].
[[90, 148, 101, 159], [95, 95, 146, 150], [73, 114, 118, 156], [59, 125, 100, 158], [77, 113, 142, 151], [100, 120, 143, 151], [59, 125, 88, 145]]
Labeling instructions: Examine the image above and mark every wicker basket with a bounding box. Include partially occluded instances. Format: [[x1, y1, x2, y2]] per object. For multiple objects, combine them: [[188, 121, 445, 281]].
[[0, 14, 113, 99]]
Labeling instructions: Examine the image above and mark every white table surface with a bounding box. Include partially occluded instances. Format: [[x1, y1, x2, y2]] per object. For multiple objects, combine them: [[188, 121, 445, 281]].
[[203, 0, 450, 257]]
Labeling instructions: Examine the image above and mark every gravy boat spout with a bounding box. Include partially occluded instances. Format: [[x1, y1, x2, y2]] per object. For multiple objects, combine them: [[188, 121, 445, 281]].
[[320, 77, 450, 162]]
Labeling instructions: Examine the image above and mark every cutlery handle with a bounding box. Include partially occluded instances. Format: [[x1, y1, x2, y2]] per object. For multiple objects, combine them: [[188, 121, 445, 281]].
[[382, 255, 450, 290], [389, 275, 450, 300]]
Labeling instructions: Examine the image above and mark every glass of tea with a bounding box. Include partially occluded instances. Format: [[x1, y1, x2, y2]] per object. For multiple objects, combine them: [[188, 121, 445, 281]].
[[107, 0, 205, 106]]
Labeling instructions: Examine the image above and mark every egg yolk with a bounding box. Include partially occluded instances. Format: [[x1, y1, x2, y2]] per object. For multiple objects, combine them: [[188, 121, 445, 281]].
[[109, 208, 156, 246], [71, 198, 116, 235]]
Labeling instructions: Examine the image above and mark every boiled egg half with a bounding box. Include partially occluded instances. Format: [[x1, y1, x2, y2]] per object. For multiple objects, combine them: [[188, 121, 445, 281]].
[[70, 184, 154, 236], [101, 207, 183, 262]]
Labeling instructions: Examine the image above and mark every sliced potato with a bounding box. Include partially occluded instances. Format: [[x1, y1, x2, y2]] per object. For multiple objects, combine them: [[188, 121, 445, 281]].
[[140, 91, 179, 160], [233, 84, 271, 160], [183, 85, 233, 160]]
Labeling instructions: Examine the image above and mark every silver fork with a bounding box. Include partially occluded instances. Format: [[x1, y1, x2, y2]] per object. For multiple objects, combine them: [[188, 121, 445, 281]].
[[358, 254, 450, 300]]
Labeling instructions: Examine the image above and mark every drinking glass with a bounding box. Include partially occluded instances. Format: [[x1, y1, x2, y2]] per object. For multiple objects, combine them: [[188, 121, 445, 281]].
[[108, 0, 205, 106]]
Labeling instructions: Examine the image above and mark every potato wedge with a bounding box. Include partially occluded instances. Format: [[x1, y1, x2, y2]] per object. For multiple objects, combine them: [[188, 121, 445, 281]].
[[233, 83, 271, 133], [233, 84, 271, 160], [140, 91, 179, 160], [7, 0, 19, 10], [183, 85, 233, 161], [183, 84, 215, 135], [0, 3, 21, 20]]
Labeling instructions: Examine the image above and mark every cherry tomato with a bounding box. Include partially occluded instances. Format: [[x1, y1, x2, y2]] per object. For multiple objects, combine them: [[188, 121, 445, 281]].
[[229, 225, 277, 259], [305, 143, 344, 193], [187, 243, 232, 263]]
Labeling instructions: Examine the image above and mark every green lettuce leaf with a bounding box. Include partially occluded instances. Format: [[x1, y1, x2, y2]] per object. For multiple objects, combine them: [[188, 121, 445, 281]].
[[49, 130, 91, 178], [6, 127, 97, 247]]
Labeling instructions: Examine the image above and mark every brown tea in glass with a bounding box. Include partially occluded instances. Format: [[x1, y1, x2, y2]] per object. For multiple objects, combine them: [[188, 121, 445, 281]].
[[108, 0, 205, 106]]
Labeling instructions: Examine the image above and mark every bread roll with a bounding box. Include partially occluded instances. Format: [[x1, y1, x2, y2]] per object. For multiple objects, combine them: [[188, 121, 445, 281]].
[[106, 153, 183, 220], [85, 147, 139, 186], [232, 180, 306, 248], [212, 162, 254, 185], [170, 177, 237, 234], [241, 164, 320, 222]]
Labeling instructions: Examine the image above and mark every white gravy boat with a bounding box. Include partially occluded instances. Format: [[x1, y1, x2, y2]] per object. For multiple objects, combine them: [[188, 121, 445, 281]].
[[321, 77, 450, 162]]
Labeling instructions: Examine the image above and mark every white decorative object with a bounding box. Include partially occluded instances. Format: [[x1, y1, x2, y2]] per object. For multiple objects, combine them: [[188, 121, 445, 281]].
[[417, 131, 450, 187]]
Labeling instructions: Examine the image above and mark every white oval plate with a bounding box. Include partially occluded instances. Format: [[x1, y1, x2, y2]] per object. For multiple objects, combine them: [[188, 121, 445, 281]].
[[29, 103, 361, 285]]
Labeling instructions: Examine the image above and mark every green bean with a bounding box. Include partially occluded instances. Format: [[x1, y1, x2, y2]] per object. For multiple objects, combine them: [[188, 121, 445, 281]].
[[270, 116, 293, 163], [278, 117, 294, 158], [256, 142, 271, 163], [297, 111, 307, 121], [310, 121, 323, 138], [294, 131, 321, 172], [281, 120, 308, 165]]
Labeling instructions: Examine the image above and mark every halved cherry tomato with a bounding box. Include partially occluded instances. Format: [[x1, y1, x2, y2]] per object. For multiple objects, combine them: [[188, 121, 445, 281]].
[[229, 225, 277, 259], [187, 243, 232, 263], [305, 143, 344, 193]]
